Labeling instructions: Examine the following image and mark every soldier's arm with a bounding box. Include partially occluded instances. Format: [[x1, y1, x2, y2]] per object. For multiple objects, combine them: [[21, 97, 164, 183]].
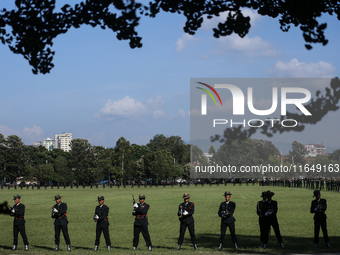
[[136, 204, 150, 214], [58, 203, 67, 215], [218, 203, 224, 217], [99, 206, 109, 220], [227, 202, 235, 215], [187, 203, 194, 216], [256, 202, 261, 216], [14, 204, 25, 217], [272, 201, 278, 215], [321, 200, 327, 211], [310, 201, 315, 214]]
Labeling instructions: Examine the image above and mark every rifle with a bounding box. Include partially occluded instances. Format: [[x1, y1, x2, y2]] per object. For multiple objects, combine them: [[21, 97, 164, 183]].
[[51, 206, 57, 218], [132, 195, 137, 215], [9, 206, 15, 217]]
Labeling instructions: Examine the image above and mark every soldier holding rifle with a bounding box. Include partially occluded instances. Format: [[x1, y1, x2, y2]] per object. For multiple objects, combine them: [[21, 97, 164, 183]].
[[93, 195, 111, 251], [310, 190, 330, 248], [218, 191, 238, 250], [262, 190, 284, 249], [177, 193, 197, 250], [257, 191, 267, 248], [52, 194, 71, 252], [10, 194, 29, 251], [132, 194, 152, 251]]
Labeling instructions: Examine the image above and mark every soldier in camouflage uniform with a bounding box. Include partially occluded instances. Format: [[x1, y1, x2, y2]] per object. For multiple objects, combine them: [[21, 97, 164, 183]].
[[10, 194, 29, 251], [177, 193, 197, 250], [94, 196, 111, 251], [218, 191, 238, 250], [132, 194, 152, 251]]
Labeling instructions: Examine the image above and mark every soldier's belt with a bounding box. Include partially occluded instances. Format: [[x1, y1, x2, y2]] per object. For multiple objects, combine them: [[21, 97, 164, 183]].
[[136, 215, 147, 219], [15, 216, 24, 219]]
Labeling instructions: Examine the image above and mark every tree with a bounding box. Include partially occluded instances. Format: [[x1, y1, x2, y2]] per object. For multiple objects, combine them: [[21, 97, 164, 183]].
[[144, 149, 173, 181], [3, 135, 29, 181], [54, 156, 73, 184], [1, 0, 336, 74], [0, 133, 6, 180], [329, 149, 340, 162], [253, 140, 280, 162], [147, 134, 190, 165], [115, 137, 133, 184], [289, 141, 307, 165], [212, 78, 340, 145], [69, 138, 97, 184], [31, 163, 54, 184], [208, 145, 216, 155]]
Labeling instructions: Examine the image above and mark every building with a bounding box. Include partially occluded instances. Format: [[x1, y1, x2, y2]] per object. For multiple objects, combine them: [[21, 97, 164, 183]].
[[32, 141, 42, 147], [305, 143, 326, 157], [43, 138, 55, 151], [55, 133, 72, 152]]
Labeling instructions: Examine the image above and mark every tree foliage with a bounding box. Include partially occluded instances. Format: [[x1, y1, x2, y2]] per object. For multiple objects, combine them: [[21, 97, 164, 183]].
[[69, 138, 97, 183], [289, 141, 307, 165], [212, 78, 340, 144], [1, 0, 338, 74]]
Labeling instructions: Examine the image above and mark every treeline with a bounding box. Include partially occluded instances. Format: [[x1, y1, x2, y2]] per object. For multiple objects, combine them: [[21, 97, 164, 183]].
[[194, 139, 340, 179], [2, 132, 340, 184], [0, 134, 190, 185]]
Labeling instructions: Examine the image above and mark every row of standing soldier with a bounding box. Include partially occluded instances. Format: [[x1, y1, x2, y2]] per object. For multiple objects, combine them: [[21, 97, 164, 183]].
[[8, 189, 330, 251], [257, 190, 330, 249]]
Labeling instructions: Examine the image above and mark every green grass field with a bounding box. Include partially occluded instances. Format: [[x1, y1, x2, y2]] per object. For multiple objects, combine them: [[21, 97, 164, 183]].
[[0, 184, 339, 254]]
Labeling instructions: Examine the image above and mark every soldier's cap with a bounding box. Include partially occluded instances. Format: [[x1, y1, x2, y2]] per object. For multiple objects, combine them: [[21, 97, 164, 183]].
[[139, 194, 145, 200], [266, 190, 274, 197], [313, 190, 320, 197], [98, 195, 104, 201], [13, 194, 21, 200], [223, 191, 232, 196], [182, 193, 190, 199], [54, 194, 62, 200], [260, 192, 267, 198]]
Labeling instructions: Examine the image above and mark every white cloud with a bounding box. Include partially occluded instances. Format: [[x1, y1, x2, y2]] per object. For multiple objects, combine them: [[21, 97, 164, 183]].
[[0, 124, 44, 144], [217, 34, 280, 58], [0, 125, 19, 137], [176, 34, 199, 53], [173, 109, 189, 119], [23, 125, 44, 138], [95, 95, 168, 122], [267, 58, 336, 78], [95, 96, 147, 119]]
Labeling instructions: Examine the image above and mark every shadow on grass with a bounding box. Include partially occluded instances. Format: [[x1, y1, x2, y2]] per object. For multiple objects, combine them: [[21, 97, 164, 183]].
[[31, 245, 55, 251], [0, 245, 12, 250], [193, 233, 339, 254]]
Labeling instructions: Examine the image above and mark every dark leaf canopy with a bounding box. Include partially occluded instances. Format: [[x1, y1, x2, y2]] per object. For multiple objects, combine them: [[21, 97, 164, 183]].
[[1, 0, 339, 74]]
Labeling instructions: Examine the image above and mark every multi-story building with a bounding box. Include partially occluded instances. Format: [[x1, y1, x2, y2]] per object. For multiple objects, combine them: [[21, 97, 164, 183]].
[[305, 143, 326, 157], [43, 138, 55, 151], [55, 133, 72, 152], [315, 144, 326, 155]]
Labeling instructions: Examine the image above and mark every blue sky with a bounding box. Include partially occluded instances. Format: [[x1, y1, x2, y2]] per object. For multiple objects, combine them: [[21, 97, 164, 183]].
[[1, 3, 340, 148]]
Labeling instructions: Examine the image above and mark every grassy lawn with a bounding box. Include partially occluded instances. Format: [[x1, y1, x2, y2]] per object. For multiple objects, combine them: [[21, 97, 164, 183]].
[[0, 184, 339, 254]]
